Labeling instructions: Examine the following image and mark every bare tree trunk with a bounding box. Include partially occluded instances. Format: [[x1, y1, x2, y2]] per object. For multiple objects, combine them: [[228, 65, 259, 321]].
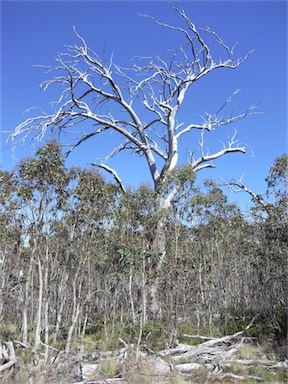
[[22, 305, 28, 344], [136, 256, 147, 361], [65, 258, 84, 353], [129, 266, 136, 323], [142, 253, 147, 325], [34, 255, 43, 350], [44, 298, 50, 362], [22, 248, 35, 344], [52, 272, 68, 344], [65, 301, 81, 354], [0, 252, 6, 323], [43, 238, 50, 362], [81, 312, 88, 337], [148, 192, 168, 318]]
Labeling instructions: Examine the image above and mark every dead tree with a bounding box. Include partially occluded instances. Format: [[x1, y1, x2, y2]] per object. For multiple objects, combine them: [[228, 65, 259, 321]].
[[12, 4, 256, 317], [0, 341, 17, 374]]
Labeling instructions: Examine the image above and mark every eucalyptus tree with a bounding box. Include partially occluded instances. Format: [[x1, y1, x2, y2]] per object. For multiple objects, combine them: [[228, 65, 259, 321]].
[[15, 140, 68, 350], [0, 168, 20, 325], [108, 184, 156, 323], [219, 154, 287, 337], [60, 167, 120, 352], [163, 180, 249, 330], [12, 4, 256, 316], [249, 155, 287, 329]]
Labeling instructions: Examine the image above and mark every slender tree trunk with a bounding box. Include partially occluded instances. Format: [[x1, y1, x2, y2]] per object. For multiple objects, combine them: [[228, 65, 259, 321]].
[[43, 238, 50, 361], [65, 260, 84, 353], [22, 245, 35, 344], [136, 256, 147, 360], [103, 280, 109, 342], [129, 266, 136, 323], [0, 252, 6, 323], [81, 312, 88, 337], [44, 298, 50, 362], [35, 255, 43, 350], [142, 251, 147, 325], [52, 273, 68, 343], [65, 301, 81, 354], [22, 305, 28, 344]]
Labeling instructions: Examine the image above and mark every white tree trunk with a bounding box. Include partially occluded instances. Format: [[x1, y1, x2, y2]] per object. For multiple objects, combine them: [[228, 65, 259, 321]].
[[148, 191, 169, 318], [22, 251, 35, 344], [129, 266, 136, 323], [53, 272, 68, 343], [65, 301, 80, 354], [34, 255, 43, 350]]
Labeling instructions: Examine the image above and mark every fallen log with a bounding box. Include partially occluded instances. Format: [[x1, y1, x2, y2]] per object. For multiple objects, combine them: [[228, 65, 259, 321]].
[[214, 372, 262, 381], [73, 380, 128, 384], [158, 344, 195, 357], [161, 315, 259, 363], [269, 360, 288, 370], [174, 362, 203, 373], [0, 341, 17, 373], [229, 358, 277, 366]]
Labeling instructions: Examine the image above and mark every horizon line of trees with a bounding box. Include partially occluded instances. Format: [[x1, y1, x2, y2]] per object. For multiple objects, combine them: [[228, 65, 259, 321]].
[[0, 141, 287, 358]]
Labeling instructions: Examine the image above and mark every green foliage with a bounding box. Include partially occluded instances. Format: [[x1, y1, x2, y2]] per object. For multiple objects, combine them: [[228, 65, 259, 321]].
[[0, 168, 16, 203], [140, 322, 171, 350], [17, 140, 68, 195], [0, 149, 287, 366], [218, 306, 287, 347], [82, 320, 171, 352], [265, 153, 287, 197]]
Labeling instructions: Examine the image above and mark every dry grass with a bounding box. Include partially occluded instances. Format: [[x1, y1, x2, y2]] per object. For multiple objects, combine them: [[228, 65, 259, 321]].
[[237, 342, 265, 360], [99, 357, 119, 377]]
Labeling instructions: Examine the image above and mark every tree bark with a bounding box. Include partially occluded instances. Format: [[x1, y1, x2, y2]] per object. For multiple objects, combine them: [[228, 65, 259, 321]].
[[52, 272, 68, 344], [65, 301, 81, 354], [34, 254, 43, 350], [148, 191, 168, 318], [0, 342, 17, 373], [22, 248, 35, 344], [128, 267, 136, 324]]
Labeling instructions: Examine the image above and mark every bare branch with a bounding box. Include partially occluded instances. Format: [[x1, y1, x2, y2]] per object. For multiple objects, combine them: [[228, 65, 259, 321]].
[[11, 7, 256, 200], [191, 129, 245, 173], [176, 92, 259, 139], [91, 163, 126, 194], [65, 126, 109, 157], [0, 342, 17, 373], [219, 175, 268, 209]]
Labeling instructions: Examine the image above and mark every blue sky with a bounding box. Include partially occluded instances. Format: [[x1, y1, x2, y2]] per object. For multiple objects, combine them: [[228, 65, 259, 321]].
[[1, 0, 287, 211]]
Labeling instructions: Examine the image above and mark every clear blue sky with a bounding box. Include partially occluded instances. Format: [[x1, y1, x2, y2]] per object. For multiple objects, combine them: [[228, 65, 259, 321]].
[[1, 0, 287, 211]]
